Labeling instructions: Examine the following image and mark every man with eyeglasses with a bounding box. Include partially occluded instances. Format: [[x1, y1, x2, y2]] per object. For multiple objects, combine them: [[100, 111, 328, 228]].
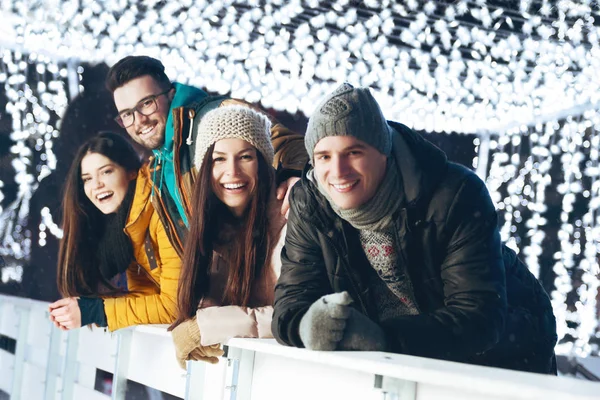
[[113, 87, 172, 150], [106, 56, 307, 255]]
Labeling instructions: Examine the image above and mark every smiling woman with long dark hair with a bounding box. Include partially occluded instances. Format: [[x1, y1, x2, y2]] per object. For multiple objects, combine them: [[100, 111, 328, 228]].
[[48, 132, 181, 331], [169, 105, 287, 369]]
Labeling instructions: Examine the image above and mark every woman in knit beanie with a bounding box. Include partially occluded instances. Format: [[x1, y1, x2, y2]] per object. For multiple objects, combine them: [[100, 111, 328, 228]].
[[49, 132, 182, 332], [169, 105, 287, 369]]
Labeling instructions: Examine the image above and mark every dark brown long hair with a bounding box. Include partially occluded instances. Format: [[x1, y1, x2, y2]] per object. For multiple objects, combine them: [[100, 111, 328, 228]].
[[170, 144, 275, 329], [56, 132, 141, 297]]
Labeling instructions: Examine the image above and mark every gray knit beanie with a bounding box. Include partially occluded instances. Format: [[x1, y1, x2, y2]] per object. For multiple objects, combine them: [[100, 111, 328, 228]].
[[194, 105, 274, 170], [305, 83, 392, 163]]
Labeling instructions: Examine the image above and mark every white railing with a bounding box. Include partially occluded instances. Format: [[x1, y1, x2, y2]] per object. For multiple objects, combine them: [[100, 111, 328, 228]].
[[1, 293, 599, 400]]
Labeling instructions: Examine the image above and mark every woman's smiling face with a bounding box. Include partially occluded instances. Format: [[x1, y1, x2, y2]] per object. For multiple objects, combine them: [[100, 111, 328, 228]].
[[81, 152, 135, 214], [211, 138, 259, 217]]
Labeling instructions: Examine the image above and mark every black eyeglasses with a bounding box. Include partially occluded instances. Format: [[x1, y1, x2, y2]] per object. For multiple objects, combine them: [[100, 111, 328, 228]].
[[114, 89, 171, 128]]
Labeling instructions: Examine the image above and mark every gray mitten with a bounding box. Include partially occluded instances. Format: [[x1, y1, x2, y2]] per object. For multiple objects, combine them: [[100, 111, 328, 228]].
[[337, 308, 387, 351], [299, 292, 353, 350]]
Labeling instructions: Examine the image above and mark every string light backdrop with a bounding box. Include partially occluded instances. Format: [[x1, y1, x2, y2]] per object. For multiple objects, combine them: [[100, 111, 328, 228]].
[[0, 50, 70, 284], [1, 0, 598, 130], [485, 115, 600, 357], [0, 0, 599, 355]]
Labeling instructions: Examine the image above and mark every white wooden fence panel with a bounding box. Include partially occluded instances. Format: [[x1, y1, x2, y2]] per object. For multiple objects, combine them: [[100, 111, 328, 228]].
[[77, 363, 99, 392], [250, 351, 378, 400], [72, 382, 111, 400], [24, 343, 48, 370], [77, 326, 118, 374], [0, 294, 599, 400], [125, 326, 186, 398], [58, 331, 68, 358], [20, 361, 46, 399], [26, 304, 51, 345], [0, 302, 18, 339], [53, 376, 63, 400], [226, 338, 600, 400], [198, 360, 227, 400], [417, 385, 512, 400], [0, 348, 14, 392]]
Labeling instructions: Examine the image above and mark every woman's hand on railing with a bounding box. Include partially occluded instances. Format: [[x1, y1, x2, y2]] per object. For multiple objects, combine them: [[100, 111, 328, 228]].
[[48, 297, 81, 330], [188, 344, 224, 365], [171, 316, 224, 369]]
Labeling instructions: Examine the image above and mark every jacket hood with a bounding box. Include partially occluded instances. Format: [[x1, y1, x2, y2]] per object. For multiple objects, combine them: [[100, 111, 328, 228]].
[[154, 82, 208, 157], [388, 121, 448, 206]]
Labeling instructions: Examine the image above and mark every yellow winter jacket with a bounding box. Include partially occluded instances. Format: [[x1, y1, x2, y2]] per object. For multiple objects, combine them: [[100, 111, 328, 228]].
[[103, 167, 181, 331]]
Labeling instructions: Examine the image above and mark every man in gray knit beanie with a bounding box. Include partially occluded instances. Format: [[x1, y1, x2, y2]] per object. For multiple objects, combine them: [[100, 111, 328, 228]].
[[272, 83, 557, 374], [297, 82, 409, 351], [304, 82, 392, 164]]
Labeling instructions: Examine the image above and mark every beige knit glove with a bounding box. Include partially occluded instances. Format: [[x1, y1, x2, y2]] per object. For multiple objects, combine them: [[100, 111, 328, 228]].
[[171, 317, 201, 369], [188, 344, 225, 365], [171, 317, 223, 369]]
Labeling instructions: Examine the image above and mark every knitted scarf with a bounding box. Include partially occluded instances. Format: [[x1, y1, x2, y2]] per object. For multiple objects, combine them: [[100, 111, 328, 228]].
[[96, 179, 137, 282], [311, 157, 403, 232]]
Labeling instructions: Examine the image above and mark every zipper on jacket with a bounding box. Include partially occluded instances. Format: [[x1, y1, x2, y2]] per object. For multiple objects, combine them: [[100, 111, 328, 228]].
[[186, 109, 195, 145], [122, 223, 161, 290], [150, 188, 184, 257], [394, 208, 422, 313], [136, 262, 160, 288]]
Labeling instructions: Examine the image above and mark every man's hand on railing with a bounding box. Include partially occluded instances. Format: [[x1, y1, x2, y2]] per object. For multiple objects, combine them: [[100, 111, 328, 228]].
[[299, 291, 353, 350], [171, 316, 224, 369], [337, 308, 388, 351], [48, 297, 82, 330]]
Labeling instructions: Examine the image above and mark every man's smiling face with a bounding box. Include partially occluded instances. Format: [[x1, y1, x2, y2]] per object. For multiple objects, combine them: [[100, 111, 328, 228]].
[[113, 75, 173, 150], [313, 135, 387, 210]]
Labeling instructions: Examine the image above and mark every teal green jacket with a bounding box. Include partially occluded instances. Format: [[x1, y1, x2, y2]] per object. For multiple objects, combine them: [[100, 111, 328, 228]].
[[151, 83, 207, 227]]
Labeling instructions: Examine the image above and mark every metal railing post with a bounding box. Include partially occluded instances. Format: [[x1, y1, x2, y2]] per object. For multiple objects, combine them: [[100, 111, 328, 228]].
[[60, 329, 80, 400], [10, 306, 30, 400], [111, 329, 133, 400], [373, 375, 416, 400], [224, 346, 255, 400], [184, 359, 206, 400], [43, 322, 62, 400]]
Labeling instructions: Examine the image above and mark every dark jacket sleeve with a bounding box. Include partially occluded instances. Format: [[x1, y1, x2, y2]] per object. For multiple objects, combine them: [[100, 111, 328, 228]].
[[381, 173, 507, 361], [78, 297, 108, 327], [272, 185, 333, 347]]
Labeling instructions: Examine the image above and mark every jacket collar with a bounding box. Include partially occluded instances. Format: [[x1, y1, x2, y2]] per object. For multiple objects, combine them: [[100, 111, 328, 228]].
[[153, 82, 208, 158]]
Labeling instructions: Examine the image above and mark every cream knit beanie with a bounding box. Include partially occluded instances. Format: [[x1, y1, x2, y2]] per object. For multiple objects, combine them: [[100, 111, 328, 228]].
[[194, 105, 274, 170]]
